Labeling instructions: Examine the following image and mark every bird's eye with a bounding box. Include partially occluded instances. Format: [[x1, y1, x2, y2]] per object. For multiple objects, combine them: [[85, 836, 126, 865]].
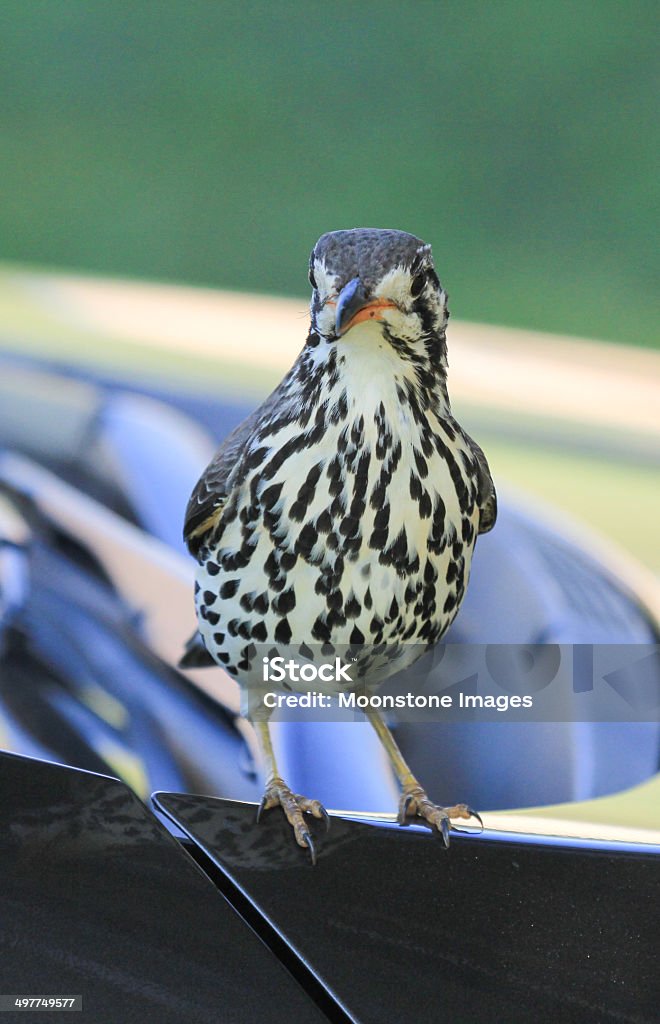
[[410, 271, 427, 298], [308, 268, 318, 290]]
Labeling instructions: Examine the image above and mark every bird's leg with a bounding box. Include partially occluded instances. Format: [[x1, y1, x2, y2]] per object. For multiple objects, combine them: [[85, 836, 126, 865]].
[[253, 719, 329, 864], [366, 711, 482, 846]]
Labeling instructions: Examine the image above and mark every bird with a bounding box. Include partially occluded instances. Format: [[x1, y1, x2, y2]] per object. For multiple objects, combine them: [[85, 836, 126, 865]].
[[182, 227, 496, 862]]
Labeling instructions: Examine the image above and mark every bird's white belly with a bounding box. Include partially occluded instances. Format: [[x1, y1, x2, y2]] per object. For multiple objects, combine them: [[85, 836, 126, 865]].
[[196, 385, 479, 680]]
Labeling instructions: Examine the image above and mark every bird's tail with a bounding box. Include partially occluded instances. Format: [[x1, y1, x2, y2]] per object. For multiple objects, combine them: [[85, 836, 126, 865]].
[[178, 630, 216, 669]]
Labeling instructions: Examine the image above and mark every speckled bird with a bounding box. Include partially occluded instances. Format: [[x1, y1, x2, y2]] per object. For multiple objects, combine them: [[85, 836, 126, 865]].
[[182, 228, 496, 860]]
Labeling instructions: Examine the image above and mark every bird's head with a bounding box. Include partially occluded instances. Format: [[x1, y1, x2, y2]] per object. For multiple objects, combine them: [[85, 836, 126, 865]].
[[307, 228, 449, 355]]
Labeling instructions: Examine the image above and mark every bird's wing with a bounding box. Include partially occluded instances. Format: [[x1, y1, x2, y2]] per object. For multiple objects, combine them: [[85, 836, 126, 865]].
[[183, 384, 287, 557], [467, 435, 497, 534]]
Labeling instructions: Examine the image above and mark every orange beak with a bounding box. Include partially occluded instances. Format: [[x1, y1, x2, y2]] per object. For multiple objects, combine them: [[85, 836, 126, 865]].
[[337, 300, 397, 334]]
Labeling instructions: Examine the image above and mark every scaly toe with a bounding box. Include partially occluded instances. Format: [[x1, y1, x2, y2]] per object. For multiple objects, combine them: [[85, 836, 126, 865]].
[[398, 787, 481, 844], [294, 795, 330, 832], [397, 791, 416, 825], [256, 779, 329, 861]]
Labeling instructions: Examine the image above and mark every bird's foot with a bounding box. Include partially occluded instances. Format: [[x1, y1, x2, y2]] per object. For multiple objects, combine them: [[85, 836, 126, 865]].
[[256, 777, 330, 864], [398, 785, 483, 847]]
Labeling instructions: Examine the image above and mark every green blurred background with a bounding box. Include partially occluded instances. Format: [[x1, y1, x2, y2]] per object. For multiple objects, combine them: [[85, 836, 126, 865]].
[[0, 1, 657, 572], [0, 0, 657, 348]]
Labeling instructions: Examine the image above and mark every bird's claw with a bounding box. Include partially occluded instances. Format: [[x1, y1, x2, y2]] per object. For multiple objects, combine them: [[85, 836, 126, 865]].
[[301, 830, 316, 866], [398, 788, 482, 845], [446, 806, 484, 834], [467, 806, 484, 830], [256, 794, 267, 824], [256, 778, 329, 863]]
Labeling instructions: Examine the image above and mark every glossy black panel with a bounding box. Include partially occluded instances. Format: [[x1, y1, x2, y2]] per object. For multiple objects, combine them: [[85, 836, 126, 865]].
[[156, 794, 660, 1024], [0, 753, 325, 1024]]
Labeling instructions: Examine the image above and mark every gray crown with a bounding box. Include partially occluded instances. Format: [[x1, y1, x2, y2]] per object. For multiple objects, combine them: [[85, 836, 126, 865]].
[[312, 228, 431, 290]]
